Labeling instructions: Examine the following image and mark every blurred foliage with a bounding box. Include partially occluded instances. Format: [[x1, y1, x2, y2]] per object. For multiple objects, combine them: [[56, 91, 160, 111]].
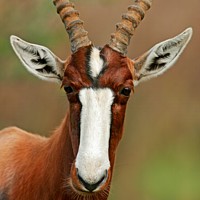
[[138, 145, 200, 200], [0, 0, 200, 200]]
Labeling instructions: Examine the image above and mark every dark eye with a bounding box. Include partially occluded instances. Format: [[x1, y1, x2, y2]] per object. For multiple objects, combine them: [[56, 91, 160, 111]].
[[64, 86, 74, 94], [120, 87, 131, 97]]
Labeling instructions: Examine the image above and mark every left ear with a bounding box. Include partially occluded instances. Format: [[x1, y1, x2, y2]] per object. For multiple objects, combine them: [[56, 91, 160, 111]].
[[133, 28, 193, 86], [10, 35, 65, 83]]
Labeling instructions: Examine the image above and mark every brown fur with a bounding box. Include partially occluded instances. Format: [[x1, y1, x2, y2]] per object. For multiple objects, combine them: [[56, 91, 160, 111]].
[[0, 46, 135, 200]]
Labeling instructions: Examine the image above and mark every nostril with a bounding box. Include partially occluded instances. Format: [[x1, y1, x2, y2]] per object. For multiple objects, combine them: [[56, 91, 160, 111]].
[[77, 170, 107, 192]]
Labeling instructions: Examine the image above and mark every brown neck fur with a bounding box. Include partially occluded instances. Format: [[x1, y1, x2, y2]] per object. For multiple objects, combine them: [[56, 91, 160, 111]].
[[9, 114, 72, 200], [10, 112, 110, 200]]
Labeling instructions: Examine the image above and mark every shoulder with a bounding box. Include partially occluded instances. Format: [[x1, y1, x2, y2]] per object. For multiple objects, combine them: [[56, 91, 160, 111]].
[[0, 126, 47, 145]]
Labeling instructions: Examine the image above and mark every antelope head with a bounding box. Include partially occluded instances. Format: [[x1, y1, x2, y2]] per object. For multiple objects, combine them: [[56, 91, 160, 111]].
[[10, 0, 192, 197]]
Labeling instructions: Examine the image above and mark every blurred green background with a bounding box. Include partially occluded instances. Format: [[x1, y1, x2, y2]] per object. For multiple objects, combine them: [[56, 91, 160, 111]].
[[0, 0, 199, 199]]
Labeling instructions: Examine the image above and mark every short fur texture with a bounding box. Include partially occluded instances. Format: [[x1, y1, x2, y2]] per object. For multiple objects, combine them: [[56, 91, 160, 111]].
[[2, 1, 193, 198]]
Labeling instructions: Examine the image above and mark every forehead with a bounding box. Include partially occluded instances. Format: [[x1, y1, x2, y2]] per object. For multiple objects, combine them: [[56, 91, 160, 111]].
[[63, 45, 134, 90]]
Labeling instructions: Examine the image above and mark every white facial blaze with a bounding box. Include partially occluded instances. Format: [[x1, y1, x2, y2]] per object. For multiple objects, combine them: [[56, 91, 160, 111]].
[[89, 47, 104, 78], [76, 88, 114, 184]]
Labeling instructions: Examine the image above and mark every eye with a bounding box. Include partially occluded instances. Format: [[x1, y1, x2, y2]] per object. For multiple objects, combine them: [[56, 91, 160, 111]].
[[120, 87, 131, 97], [64, 86, 74, 94]]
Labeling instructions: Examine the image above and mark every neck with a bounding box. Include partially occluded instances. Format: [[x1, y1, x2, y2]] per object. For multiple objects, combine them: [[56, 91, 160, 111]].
[[48, 114, 74, 179], [13, 114, 75, 200], [42, 114, 75, 199]]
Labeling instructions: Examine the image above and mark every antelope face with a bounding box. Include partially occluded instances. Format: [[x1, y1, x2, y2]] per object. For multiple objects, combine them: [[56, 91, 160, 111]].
[[10, 0, 193, 197], [62, 45, 134, 193]]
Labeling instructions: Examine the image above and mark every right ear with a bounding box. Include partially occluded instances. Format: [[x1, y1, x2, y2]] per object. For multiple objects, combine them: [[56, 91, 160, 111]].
[[132, 28, 193, 86], [10, 35, 65, 83]]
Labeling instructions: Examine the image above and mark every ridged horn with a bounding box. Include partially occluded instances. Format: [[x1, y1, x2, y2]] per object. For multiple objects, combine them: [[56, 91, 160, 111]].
[[53, 0, 92, 53], [109, 0, 152, 55]]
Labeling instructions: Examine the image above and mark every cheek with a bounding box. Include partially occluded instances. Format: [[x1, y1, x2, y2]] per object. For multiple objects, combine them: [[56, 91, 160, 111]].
[[112, 103, 126, 133], [69, 103, 81, 156], [109, 104, 127, 155]]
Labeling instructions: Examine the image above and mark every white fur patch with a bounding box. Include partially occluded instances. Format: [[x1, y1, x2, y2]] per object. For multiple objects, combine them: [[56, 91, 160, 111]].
[[89, 47, 104, 78], [76, 88, 114, 186]]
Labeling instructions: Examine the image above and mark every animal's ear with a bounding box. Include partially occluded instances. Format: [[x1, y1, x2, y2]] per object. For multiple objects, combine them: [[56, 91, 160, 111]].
[[10, 35, 65, 83], [133, 28, 193, 86]]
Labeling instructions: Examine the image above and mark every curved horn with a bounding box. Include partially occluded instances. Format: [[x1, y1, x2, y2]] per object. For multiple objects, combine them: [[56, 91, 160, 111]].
[[53, 0, 92, 53], [109, 0, 152, 55]]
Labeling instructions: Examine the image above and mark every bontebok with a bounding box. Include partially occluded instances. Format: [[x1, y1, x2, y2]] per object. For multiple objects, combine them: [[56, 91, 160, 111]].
[[0, 0, 192, 199]]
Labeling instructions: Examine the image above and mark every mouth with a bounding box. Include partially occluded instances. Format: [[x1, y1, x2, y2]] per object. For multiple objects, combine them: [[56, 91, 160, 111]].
[[69, 174, 108, 194], [69, 178, 92, 194], [68, 177, 110, 199]]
